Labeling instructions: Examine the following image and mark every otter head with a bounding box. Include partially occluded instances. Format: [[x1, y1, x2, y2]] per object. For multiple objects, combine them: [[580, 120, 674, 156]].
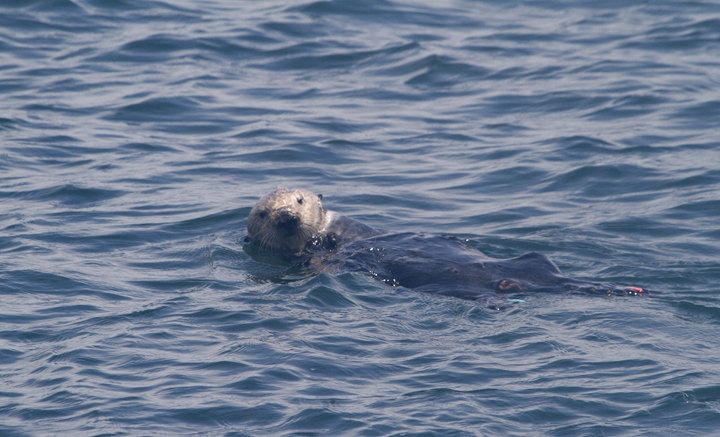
[[247, 188, 326, 256]]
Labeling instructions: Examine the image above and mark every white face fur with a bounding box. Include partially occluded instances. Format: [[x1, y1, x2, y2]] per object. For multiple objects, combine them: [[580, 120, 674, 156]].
[[247, 188, 326, 254]]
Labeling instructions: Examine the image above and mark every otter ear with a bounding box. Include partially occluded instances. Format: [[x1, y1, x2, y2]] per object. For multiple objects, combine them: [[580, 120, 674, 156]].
[[317, 194, 323, 200]]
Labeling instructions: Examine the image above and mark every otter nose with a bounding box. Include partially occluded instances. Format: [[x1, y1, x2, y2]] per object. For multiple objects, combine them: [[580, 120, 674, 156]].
[[276, 208, 300, 228]]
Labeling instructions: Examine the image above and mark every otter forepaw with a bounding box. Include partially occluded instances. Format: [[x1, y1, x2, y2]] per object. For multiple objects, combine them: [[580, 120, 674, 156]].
[[494, 278, 525, 292]]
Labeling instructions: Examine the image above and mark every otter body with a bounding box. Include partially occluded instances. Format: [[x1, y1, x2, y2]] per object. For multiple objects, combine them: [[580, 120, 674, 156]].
[[245, 188, 644, 303], [333, 233, 643, 301]]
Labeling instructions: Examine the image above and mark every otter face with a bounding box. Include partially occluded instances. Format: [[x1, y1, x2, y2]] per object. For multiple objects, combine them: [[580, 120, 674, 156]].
[[247, 188, 326, 255]]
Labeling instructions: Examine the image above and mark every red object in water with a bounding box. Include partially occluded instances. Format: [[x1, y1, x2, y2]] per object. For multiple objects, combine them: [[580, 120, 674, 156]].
[[627, 286, 644, 293]]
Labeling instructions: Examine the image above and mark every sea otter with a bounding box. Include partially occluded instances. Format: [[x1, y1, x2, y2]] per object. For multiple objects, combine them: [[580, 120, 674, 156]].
[[245, 188, 644, 303]]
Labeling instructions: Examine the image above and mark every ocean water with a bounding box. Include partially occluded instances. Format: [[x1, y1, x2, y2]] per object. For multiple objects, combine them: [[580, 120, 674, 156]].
[[1, 0, 720, 435]]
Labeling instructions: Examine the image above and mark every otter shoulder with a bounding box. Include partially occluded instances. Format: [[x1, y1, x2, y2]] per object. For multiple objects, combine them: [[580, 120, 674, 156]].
[[322, 210, 380, 243]]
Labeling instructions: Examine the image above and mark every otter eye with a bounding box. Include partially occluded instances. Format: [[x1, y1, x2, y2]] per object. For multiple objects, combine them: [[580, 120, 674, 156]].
[[258, 210, 267, 218], [297, 197, 303, 204]]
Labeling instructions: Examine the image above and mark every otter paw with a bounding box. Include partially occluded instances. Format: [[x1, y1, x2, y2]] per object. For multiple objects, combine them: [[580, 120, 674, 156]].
[[495, 279, 524, 292]]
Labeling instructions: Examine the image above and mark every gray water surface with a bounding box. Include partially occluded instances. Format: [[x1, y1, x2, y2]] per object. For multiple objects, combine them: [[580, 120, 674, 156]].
[[2, 0, 720, 435]]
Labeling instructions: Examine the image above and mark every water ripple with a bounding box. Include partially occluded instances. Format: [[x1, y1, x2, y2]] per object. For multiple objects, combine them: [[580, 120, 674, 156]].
[[2, 0, 720, 435]]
